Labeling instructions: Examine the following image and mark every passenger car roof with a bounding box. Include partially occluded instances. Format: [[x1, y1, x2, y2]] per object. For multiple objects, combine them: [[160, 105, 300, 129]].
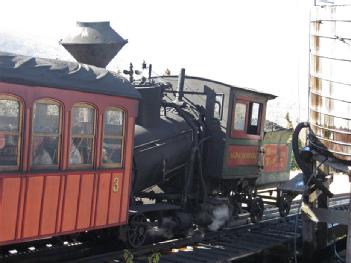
[[0, 52, 140, 100]]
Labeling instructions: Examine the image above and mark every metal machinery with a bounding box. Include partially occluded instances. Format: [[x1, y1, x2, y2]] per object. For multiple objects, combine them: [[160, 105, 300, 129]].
[[292, 2, 351, 261]]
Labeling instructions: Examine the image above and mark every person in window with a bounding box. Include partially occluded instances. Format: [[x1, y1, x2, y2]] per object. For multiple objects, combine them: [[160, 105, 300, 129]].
[[33, 137, 53, 165], [70, 141, 82, 164], [102, 141, 121, 164]]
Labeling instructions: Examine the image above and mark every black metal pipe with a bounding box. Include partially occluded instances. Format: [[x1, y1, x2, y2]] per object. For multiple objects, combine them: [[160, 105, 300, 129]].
[[177, 68, 185, 102], [292, 122, 312, 176]]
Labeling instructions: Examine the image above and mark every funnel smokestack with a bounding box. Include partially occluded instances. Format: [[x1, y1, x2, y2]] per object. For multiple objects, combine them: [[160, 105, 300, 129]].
[[60, 21, 127, 68]]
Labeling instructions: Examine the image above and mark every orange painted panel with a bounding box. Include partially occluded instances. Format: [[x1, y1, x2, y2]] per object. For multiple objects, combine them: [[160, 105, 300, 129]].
[[61, 174, 80, 232], [120, 170, 131, 223], [263, 144, 289, 173], [40, 176, 61, 235], [22, 176, 44, 238], [108, 173, 123, 224], [95, 173, 111, 226], [76, 174, 94, 229], [0, 178, 21, 242]]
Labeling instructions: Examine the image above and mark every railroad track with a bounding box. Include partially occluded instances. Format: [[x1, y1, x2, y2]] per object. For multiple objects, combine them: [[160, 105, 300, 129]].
[[1, 194, 349, 263], [67, 194, 350, 263]]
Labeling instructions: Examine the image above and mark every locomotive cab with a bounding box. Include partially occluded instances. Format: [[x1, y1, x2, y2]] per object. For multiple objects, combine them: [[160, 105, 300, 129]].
[[157, 75, 293, 221], [158, 75, 292, 185]]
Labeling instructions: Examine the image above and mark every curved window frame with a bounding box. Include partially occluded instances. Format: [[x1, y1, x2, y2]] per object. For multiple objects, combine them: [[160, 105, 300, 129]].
[[101, 107, 125, 168], [0, 95, 22, 172], [69, 103, 96, 169], [30, 99, 62, 170]]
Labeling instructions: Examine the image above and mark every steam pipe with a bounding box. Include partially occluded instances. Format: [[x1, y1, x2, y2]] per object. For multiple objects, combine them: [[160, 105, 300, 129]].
[[177, 68, 185, 102]]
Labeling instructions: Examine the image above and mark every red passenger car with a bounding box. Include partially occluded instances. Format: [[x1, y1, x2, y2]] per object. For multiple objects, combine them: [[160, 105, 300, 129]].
[[0, 52, 140, 245]]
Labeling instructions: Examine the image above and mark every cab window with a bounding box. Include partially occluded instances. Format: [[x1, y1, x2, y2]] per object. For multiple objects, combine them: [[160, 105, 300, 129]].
[[31, 100, 61, 168], [247, 102, 261, 135], [233, 103, 247, 131], [0, 96, 21, 170], [102, 108, 124, 167], [232, 99, 263, 137], [69, 104, 95, 167]]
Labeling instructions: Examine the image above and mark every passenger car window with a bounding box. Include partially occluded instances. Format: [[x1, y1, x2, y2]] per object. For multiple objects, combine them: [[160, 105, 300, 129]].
[[233, 103, 247, 131], [32, 100, 61, 168], [0, 96, 21, 170], [102, 108, 124, 167], [70, 104, 95, 167]]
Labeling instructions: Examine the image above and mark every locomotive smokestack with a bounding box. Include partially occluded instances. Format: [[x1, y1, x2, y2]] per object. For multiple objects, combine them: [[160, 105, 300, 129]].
[[60, 21, 127, 68]]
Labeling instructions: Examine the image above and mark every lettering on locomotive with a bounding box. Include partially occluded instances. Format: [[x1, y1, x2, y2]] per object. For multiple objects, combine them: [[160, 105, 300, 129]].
[[230, 152, 257, 160], [227, 145, 258, 167]]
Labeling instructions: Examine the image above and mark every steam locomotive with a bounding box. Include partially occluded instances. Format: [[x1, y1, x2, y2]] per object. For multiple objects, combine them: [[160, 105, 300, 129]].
[[0, 21, 293, 248]]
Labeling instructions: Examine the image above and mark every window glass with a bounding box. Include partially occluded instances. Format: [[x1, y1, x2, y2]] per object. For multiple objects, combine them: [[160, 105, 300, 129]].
[[71, 107, 94, 135], [214, 94, 224, 120], [102, 138, 123, 164], [233, 103, 247, 131], [250, 103, 260, 126], [0, 98, 20, 170], [0, 100, 19, 131], [70, 105, 95, 166], [102, 109, 124, 167], [32, 100, 61, 168], [33, 103, 60, 133], [247, 102, 262, 135], [104, 110, 123, 137]]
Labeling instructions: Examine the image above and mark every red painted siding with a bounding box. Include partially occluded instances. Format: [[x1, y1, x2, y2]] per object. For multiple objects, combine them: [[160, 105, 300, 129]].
[[108, 173, 123, 224], [40, 176, 60, 235], [0, 170, 128, 245], [95, 173, 111, 226], [0, 178, 21, 242], [61, 174, 80, 232], [76, 174, 94, 229], [22, 176, 44, 238]]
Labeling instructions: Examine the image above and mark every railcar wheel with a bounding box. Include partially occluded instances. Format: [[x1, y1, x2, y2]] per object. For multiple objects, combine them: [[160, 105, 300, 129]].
[[127, 213, 148, 248], [278, 192, 292, 217], [249, 197, 264, 223]]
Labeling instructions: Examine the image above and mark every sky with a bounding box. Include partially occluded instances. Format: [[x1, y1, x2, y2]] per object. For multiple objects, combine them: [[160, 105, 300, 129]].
[[0, 0, 313, 124]]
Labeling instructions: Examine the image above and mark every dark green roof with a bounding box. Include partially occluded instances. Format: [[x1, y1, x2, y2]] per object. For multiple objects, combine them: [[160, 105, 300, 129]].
[[0, 52, 140, 100]]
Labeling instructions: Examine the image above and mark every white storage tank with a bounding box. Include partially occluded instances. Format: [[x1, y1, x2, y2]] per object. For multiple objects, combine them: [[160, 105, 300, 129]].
[[309, 3, 351, 161]]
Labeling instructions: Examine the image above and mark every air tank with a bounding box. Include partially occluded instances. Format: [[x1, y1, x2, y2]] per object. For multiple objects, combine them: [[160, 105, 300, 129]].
[[309, 4, 351, 161]]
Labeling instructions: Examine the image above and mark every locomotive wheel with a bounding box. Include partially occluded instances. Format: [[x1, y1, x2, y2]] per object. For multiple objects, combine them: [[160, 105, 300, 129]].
[[127, 213, 148, 248], [249, 197, 264, 223], [278, 192, 292, 217]]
